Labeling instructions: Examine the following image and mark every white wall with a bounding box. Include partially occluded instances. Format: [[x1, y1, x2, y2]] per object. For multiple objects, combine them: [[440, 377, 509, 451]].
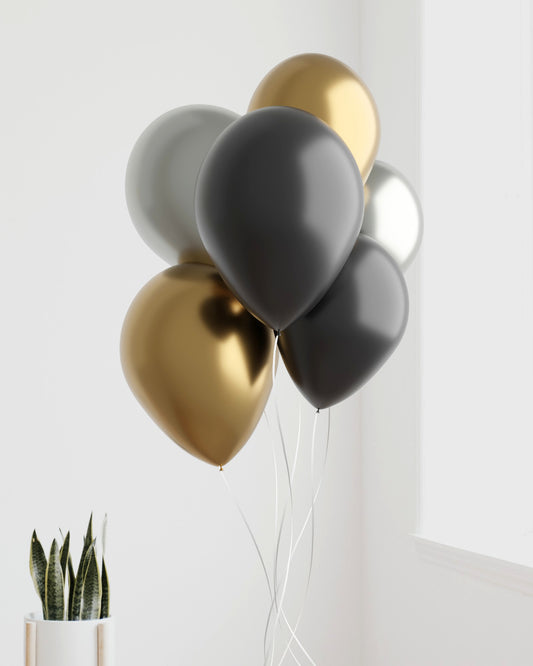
[[359, 1, 533, 664], [0, 1, 363, 664], [420, 0, 533, 565]]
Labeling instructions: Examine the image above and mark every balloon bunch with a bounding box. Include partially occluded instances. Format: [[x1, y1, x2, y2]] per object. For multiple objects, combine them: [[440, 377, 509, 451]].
[[120, 53, 423, 468]]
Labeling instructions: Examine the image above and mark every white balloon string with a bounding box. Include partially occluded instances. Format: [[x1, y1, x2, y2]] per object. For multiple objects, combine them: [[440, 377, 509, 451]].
[[291, 398, 303, 484], [220, 466, 303, 666], [291, 408, 331, 557], [263, 333, 302, 664], [267, 407, 331, 666], [268, 395, 296, 666], [219, 332, 328, 665], [278, 413, 320, 666], [219, 464, 301, 664], [263, 512, 312, 665], [219, 469, 273, 600], [278, 409, 328, 666], [264, 508, 287, 658], [268, 332, 284, 656]]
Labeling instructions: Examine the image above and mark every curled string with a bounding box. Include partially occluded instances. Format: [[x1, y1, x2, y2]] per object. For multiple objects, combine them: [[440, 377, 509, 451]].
[[264, 404, 318, 664], [221, 329, 328, 666], [264, 407, 331, 665], [267, 350, 296, 666], [289, 409, 331, 557], [278, 411, 320, 666], [264, 333, 302, 664], [263, 407, 300, 664], [291, 397, 303, 484], [274, 410, 320, 666], [278, 409, 330, 666], [263, 508, 310, 664], [220, 468, 302, 665]]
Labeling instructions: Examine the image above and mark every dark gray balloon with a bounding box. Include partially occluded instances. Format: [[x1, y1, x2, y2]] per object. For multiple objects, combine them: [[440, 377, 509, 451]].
[[195, 106, 364, 331], [278, 235, 409, 409]]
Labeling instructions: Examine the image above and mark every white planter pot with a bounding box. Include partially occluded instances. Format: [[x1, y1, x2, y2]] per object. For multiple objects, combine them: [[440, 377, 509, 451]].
[[24, 614, 115, 666]]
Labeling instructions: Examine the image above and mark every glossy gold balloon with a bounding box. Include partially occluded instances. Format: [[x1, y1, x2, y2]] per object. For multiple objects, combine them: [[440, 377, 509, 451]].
[[248, 53, 380, 182], [121, 264, 275, 467]]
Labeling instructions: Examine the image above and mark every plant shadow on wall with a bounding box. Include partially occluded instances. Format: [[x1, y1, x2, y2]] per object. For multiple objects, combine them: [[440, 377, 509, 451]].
[[121, 52, 422, 663]]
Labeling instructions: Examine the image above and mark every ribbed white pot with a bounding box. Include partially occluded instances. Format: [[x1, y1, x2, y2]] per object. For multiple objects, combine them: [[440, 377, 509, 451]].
[[24, 614, 115, 666]]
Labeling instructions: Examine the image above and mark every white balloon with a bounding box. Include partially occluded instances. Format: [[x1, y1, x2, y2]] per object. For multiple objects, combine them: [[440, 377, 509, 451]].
[[125, 105, 239, 265], [362, 161, 423, 270]]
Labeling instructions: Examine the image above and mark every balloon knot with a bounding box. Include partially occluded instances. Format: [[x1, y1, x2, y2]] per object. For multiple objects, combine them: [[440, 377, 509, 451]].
[[219, 465, 224, 472], [316, 408, 320, 414]]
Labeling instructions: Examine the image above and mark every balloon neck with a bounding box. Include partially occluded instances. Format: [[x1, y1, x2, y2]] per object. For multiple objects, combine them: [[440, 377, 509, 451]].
[[219, 465, 224, 472]]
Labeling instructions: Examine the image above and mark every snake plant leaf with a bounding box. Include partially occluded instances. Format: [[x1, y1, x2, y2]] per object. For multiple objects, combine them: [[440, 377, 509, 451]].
[[59, 531, 70, 580], [83, 539, 96, 579], [81, 547, 101, 620], [85, 513, 93, 544], [67, 554, 76, 621], [45, 539, 65, 621], [30, 514, 109, 623], [71, 541, 95, 621], [30, 531, 47, 618], [100, 557, 109, 619], [70, 520, 95, 620]]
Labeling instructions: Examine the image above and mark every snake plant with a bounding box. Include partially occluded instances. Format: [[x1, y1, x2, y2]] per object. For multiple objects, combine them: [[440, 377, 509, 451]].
[[30, 514, 110, 621]]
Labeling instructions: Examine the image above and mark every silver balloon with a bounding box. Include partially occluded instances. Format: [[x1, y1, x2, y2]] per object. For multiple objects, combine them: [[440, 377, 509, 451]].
[[362, 161, 423, 270], [125, 105, 239, 265]]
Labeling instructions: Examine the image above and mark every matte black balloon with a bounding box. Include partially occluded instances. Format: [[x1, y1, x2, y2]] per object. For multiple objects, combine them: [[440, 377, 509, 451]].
[[195, 106, 364, 331], [278, 235, 408, 409]]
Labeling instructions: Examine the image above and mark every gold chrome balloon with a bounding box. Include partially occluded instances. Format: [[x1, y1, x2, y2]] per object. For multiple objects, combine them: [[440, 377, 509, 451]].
[[120, 264, 275, 467], [248, 53, 380, 182]]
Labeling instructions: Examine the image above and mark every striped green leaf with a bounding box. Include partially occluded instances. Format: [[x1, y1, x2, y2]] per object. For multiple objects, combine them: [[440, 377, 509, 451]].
[[31, 514, 107, 623], [59, 531, 70, 580], [67, 554, 76, 621], [29, 531, 47, 618], [70, 518, 94, 620], [100, 557, 109, 618], [81, 547, 101, 620], [45, 539, 64, 620], [85, 513, 93, 544], [71, 541, 95, 620]]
